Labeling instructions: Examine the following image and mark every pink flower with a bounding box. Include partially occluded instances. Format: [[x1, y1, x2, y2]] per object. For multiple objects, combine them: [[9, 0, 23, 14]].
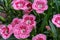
[[32, 34, 46, 40], [23, 2, 32, 14], [11, 18, 22, 27], [22, 14, 36, 28], [12, 0, 29, 10], [52, 14, 60, 28], [0, 25, 5, 34], [13, 23, 31, 39], [32, 0, 48, 14], [1, 24, 13, 39]]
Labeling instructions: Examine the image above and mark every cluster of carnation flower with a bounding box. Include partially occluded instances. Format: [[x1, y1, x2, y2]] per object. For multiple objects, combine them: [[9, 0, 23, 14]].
[[0, 0, 49, 40], [0, 14, 46, 40], [12, 0, 48, 14], [0, 14, 36, 39]]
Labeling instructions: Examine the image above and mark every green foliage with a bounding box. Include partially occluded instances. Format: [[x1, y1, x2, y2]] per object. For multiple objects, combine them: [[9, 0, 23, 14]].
[[0, 0, 60, 40]]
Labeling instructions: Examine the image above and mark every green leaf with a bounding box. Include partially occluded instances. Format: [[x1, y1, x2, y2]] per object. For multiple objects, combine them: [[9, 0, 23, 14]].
[[0, 16, 6, 22], [0, 6, 4, 12], [53, 0, 59, 13], [0, 6, 3, 9], [3, 0, 8, 7], [49, 21, 57, 40]]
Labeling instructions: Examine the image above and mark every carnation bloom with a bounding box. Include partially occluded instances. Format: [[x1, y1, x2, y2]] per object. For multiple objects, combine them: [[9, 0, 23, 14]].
[[32, 34, 46, 40], [13, 23, 32, 39], [22, 14, 36, 28], [0, 25, 5, 34], [1, 24, 13, 39], [11, 18, 22, 27], [23, 2, 32, 14], [52, 14, 60, 28], [12, 0, 29, 10], [32, 0, 48, 14]]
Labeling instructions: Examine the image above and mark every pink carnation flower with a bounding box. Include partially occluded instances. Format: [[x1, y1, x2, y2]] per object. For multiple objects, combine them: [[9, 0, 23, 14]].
[[22, 14, 36, 28], [32, 0, 48, 14], [1, 24, 13, 39], [11, 18, 22, 27], [52, 14, 60, 28], [23, 2, 32, 14], [32, 34, 46, 40], [12, 0, 29, 10], [0, 25, 5, 34], [13, 23, 32, 39]]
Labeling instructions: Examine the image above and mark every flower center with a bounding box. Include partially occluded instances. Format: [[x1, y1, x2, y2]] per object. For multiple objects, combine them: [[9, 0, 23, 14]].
[[5, 30, 9, 34], [21, 29, 25, 33], [4, 27, 9, 34], [37, 38, 43, 40], [18, 3, 23, 7], [26, 20, 31, 24], [38, 4, 42, 9], [27, 7, 31, 10]]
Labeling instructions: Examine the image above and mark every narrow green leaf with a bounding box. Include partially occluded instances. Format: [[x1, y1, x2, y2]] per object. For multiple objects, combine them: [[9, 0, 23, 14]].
[[0, 16, 5, 22], [4, 0, 8, 7], [53, 0, 59, 13], [49, 21, 57, 40], [0, 6, 3, 9]]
